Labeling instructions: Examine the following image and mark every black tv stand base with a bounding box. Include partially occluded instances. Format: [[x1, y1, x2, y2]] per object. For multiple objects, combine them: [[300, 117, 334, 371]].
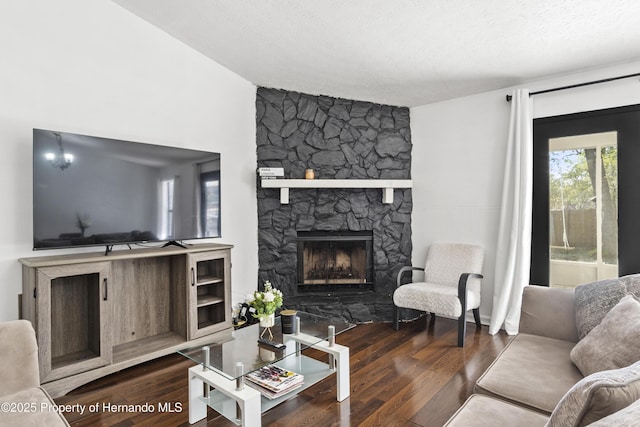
[[163, 240, 188, 249]]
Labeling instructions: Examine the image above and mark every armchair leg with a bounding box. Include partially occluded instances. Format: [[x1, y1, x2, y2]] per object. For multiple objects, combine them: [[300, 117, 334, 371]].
[[473, 308, 481, 327], [393, 305, 399, 331], [457, 314, 466, 347]]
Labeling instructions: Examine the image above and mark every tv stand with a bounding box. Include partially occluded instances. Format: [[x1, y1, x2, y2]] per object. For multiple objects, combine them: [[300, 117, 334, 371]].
[[19, 242, 233, 398]]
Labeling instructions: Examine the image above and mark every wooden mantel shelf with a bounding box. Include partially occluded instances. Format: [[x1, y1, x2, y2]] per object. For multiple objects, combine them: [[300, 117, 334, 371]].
[[261, 179, 413, 204]]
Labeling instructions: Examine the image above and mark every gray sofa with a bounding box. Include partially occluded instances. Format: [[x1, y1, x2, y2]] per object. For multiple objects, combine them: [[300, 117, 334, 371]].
[[0, 320, 69, 426], [445, 283, 640, 426]]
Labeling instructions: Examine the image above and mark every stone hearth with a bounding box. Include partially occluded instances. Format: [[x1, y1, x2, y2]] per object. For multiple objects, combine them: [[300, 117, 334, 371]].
[[256, 87, 412, 322]]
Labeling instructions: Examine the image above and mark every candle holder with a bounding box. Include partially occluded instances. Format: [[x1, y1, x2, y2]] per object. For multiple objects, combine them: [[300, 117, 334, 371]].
[[305, 169, 315, 179]]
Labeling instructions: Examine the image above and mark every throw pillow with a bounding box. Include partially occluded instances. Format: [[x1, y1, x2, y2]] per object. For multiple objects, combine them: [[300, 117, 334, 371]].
[[570, 294, 640, 376], [545, 360, 640, 427], [574, 274, 640, 340], [588, 398, 640, 426]]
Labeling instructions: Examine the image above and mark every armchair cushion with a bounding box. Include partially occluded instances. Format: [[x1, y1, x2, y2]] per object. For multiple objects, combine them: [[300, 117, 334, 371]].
[[424, 243, 484, 287], [393, 282, 480, 318]]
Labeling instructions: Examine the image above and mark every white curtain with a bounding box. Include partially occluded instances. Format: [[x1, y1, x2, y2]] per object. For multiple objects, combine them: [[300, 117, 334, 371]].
[[489, 89, 533, 335]]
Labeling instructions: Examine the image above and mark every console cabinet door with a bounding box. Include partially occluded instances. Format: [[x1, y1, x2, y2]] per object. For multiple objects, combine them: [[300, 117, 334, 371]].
[[33, 261, 112, 383], [187, 250, 231, 339]]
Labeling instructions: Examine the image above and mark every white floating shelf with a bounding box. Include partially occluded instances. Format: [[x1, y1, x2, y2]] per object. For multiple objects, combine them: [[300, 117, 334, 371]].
[[261, 179, 413, 204]]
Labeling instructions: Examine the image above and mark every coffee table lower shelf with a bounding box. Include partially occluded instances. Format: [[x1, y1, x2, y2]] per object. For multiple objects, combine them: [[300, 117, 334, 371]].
[[199, 356, 333, 425], [188, 335, 349, 426]]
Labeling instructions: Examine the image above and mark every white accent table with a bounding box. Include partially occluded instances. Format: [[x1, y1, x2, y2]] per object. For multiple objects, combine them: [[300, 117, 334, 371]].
[[179, 312, 354, 426]]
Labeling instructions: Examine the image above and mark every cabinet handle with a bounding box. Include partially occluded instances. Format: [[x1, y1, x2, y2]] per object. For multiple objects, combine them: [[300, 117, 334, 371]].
[[191, 268, 195, 286], [103, 278, 108, 301]]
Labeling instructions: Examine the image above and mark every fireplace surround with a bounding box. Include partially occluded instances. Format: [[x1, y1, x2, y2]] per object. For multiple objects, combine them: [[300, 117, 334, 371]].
[[256, 87, 412, 322]]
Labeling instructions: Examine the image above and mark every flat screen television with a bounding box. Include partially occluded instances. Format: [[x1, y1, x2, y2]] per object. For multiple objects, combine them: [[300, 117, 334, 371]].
[[33, 129, 221, 251]]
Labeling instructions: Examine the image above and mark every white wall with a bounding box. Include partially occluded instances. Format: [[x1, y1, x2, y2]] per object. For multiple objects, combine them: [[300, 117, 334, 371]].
[[411, 60, 640, 323], [0, 0, 258, 321]]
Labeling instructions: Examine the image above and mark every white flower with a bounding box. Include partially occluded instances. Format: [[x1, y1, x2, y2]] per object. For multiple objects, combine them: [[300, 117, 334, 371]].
[[247, 280, 283, 318]]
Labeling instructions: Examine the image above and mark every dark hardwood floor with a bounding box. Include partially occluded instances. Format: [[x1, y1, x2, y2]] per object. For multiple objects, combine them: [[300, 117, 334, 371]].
[[55, 316, 510, 427]]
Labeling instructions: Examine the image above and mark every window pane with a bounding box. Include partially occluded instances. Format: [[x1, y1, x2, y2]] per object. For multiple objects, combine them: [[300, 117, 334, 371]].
[[548, 132, 618, 287], [203, 180, 220, 236], [601, 145, 618, 264], [200, 171, 220, 237], [549, 149, 595, 262], [161, 179, 175, 239]]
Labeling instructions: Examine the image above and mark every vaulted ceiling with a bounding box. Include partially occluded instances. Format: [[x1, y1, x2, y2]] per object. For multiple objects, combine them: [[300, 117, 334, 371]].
[[113, 0, 640, 107]]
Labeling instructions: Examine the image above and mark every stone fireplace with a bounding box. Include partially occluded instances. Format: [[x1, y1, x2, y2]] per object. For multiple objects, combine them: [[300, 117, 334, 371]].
[[256, 87, 412, 322]]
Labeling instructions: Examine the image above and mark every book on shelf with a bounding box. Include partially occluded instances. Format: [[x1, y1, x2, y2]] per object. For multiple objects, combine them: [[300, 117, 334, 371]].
[[258, 167, 284, 178], [244, 364, 304, 399]]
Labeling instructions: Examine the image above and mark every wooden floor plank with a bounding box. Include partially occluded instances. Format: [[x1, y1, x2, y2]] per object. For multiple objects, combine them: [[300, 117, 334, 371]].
[[55, 317, 510, 427]]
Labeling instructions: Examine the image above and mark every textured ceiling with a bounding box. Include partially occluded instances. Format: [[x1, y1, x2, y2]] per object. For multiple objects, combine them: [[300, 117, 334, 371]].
[[112, 0, 640, 107]]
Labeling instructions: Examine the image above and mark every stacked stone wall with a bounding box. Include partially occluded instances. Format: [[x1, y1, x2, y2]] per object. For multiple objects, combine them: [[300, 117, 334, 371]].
[[256, 87, 412, 322]]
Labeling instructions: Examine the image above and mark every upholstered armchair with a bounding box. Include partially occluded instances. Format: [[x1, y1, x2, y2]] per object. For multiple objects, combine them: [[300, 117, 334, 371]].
[[392, 242, 484, 347]]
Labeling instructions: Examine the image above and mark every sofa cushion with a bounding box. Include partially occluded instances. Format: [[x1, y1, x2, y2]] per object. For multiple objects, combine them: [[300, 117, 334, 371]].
[[588, 398, 640, 426], [0, 386, 70, 426], [475, 333, 582, 414], [0, 320, 40, 397], [574, 274, 640, 340], [545, 360, 640, 427], [444, 394, 548, 427], [519, 286, 578, 342], [570, 294, 640, 376]]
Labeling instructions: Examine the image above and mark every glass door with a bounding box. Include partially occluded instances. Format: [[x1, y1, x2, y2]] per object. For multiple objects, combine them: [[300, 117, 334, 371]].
[[548, 131, 618, 287]]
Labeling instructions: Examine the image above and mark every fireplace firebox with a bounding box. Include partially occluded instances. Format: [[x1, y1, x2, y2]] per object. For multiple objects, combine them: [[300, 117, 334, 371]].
[[297, 231, 373, 290]]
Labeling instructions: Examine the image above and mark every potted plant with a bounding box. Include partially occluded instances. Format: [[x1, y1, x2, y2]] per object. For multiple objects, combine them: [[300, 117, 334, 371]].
[[246, 281, 283, 338]]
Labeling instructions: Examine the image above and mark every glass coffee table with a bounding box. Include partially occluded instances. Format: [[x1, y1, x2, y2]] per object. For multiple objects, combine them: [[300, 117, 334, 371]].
[[178, 311, 355, 426]]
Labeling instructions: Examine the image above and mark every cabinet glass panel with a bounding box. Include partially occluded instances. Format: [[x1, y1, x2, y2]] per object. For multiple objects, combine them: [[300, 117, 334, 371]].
[[195, 257, 225, 328], [197, 303, 225, 329], [195, 258, 225, 285]]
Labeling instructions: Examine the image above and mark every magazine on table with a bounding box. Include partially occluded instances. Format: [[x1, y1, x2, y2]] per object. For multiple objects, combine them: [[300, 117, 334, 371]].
[[245, 364, 304, 398], [245, 379, 303, 399]]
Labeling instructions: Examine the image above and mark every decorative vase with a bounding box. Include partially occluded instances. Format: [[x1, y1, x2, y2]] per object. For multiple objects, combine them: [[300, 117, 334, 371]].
[[259, 313, 275, 328], [259, 313, 275, 339]]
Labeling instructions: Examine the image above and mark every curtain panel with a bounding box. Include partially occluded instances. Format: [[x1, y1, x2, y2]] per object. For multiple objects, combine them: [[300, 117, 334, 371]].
[[489, 89, 533, 335]]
